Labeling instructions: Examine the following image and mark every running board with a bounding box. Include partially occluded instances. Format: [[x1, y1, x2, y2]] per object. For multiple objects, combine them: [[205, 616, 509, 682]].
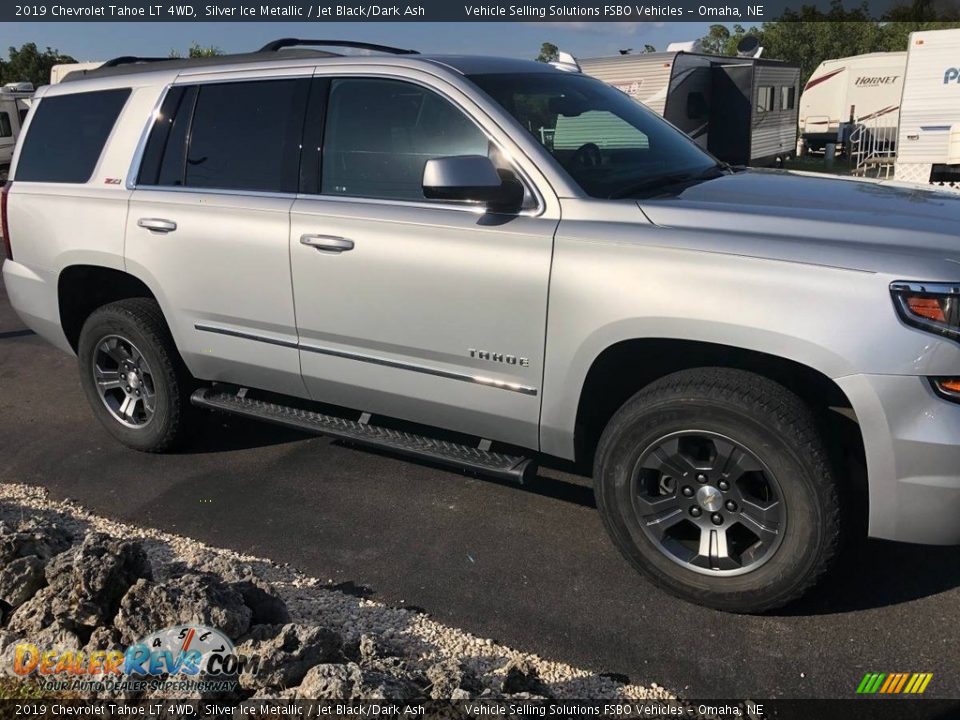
[[190, 387, 536, 483]]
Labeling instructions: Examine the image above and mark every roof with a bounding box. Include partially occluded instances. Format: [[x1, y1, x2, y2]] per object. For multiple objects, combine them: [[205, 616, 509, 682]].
[[61, 48, 555, 83]]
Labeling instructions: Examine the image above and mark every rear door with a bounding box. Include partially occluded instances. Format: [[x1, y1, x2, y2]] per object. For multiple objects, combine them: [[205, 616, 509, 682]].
[[126, 72, 311, 397], [288, 73, 559, 448]]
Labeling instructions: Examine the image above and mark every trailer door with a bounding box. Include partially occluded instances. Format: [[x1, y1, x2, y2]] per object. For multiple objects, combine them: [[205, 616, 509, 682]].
[[708, 63, 752, 165]]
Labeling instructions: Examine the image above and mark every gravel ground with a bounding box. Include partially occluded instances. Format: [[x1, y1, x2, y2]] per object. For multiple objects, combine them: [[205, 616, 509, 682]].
[[0, 482, 671, 700]]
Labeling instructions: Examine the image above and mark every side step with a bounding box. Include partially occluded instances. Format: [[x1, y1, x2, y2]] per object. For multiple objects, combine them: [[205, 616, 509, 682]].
[[190, 387, 536, 483]]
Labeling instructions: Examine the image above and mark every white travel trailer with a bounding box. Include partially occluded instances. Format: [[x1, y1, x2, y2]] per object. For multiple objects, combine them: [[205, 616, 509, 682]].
[[0, 82, 34, 180], [895, 28, 960, 188], [798, 52, 906, 151], [49, 61, 103, 85], [580, 50, 800, 167]]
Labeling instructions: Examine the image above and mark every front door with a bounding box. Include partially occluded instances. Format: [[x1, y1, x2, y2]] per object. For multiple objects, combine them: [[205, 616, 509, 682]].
[[290, 76, 558, 448]]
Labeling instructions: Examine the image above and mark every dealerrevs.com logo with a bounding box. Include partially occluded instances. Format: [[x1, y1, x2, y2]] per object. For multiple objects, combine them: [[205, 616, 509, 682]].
[[13, 625, 250, 693]]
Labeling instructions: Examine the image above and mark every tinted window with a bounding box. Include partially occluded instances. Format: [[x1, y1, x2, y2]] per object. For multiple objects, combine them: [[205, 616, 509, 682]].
[[0, 112, 11, 137], [322, 78, 490, 201], [16, 88, 130, 183], [138, 86, 193, 187], [182, 80, 306, 192], [469, 72, 716, 199], [18, 107, 27, 125]]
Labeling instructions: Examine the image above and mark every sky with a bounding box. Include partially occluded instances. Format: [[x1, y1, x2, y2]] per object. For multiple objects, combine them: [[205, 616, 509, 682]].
[[0, 22, 722, 62]]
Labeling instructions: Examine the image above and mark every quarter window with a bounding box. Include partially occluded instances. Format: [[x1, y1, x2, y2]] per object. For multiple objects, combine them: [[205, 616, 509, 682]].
[[15, 88, 130, 183], [0, 112, 11, 137], [321, 78, 491, 201]]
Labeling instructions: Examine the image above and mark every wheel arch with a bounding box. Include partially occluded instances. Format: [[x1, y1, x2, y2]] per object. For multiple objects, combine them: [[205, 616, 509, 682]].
[[58, 264, 158, 352], [570, 338, 868, 533]]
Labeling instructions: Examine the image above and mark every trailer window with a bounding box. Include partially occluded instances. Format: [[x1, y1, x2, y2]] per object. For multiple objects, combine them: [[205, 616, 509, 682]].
[[781, 87, 796, 111], [0, 112, 11, 137], [757, 87, 775, 113], [15, 88, 130, 183]]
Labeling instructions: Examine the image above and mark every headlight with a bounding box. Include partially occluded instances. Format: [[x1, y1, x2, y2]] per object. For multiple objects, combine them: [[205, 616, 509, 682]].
[[890, 282, 960, 341]]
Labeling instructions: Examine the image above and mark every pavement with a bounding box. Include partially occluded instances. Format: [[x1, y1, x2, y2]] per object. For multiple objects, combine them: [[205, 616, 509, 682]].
[[1, 272, 959, 700]]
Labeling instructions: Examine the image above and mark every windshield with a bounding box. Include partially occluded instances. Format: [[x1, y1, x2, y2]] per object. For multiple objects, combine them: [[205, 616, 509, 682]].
[[468, 71, 720, 199]]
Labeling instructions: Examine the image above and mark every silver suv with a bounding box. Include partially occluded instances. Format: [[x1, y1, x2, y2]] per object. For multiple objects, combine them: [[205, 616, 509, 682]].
[[4, 40, 960, 612]]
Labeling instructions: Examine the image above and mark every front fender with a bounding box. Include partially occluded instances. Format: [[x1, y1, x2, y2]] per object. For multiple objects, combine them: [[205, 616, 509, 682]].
[[538, 230, 959, 459]]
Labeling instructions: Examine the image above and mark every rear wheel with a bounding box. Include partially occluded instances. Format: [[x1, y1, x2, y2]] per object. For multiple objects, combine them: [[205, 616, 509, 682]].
[[594, 368, 840, 612], [78, 298, 192, 452]]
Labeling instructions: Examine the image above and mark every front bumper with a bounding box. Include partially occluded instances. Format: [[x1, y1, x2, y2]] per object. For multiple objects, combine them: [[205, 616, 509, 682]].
[[838, 373, 960, 545], [2, 259, 72, 353]]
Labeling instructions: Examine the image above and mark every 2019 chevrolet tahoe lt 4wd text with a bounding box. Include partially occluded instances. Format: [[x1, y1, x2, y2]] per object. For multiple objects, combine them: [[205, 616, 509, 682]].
[[4, 40, 960, 612]]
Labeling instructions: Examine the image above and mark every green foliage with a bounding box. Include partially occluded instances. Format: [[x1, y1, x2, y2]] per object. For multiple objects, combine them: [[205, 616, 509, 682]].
[[0, 677, 47, 699], [0, 43, 76, 87], [535, 42, 559, 63], [698, 5, 960, 85], [169, 42, 224, 59]]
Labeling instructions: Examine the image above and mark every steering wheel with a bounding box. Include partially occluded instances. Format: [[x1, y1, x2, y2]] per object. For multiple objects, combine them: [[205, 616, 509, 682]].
[[570, 142, 603, 169]]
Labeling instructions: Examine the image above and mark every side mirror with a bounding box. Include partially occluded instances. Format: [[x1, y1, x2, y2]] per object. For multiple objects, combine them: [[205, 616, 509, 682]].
[[422, 155, 525, 212]]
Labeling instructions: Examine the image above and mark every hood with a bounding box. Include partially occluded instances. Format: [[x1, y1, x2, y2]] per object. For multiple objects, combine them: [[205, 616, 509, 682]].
[[637, 169, 960, 275]]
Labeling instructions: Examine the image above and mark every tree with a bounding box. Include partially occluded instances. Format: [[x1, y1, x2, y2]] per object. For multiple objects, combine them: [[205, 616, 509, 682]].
[[535, 42, 559, 63], [169, 42, 224, 59], [0, 43, 76, 87], [699, 24, 732, 55]]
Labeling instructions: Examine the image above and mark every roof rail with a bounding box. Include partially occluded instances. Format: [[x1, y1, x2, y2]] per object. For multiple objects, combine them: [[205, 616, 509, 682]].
[[101, 56, 170, 68], [258, 38, 419, 55]]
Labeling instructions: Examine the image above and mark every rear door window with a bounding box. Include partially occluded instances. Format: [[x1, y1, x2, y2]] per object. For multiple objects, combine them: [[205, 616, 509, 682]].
[[0, 112, 12, 137], [139, 79, 308, 194], [15, 88, 130, 183]]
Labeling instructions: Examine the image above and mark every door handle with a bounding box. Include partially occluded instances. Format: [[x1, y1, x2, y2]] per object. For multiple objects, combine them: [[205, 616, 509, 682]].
[[137, 218, 177, 233], [300, 234, 354, 254]]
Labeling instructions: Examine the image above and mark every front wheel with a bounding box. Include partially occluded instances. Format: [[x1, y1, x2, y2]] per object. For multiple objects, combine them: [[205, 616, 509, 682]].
[[78, 298, 192, 452], [594, 368, 840, 613]]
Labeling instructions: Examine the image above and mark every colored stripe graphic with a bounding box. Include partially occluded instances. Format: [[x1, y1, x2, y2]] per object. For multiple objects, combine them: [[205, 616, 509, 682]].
[[857, 672, 933, 694], [804, 67, 845, 91]]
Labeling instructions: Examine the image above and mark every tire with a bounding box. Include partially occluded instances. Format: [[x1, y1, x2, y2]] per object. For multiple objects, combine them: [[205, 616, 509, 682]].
[[77, 298, 192, 453], [593, 368, 840, 613]]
